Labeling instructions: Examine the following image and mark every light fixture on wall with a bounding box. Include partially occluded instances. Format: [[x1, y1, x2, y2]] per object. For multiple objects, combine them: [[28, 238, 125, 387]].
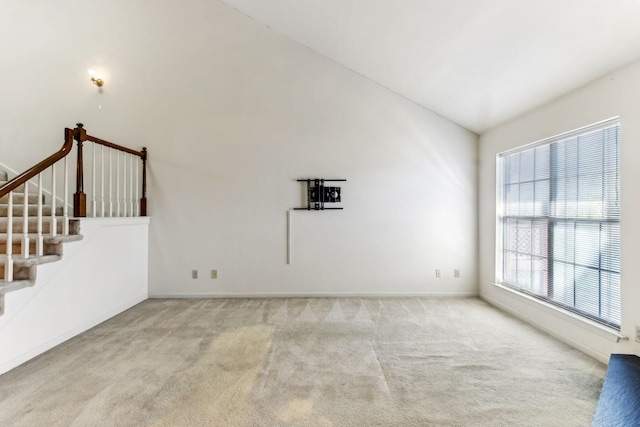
[[88, 69, 104, 87]]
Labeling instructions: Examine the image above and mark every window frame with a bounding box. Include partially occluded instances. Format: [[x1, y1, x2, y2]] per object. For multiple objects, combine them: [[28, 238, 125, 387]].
[[495, 117, 621, 330]]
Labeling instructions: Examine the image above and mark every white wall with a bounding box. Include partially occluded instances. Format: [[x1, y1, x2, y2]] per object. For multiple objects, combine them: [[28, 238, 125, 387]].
[[0, 218, 149, 374], [1, 1, 478, 297], [479, 59, 640, 363]]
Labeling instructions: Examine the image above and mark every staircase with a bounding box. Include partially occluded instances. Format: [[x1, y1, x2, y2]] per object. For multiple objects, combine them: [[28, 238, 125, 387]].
[[0, 124, 147, 319], [0, 170, 82, 315]]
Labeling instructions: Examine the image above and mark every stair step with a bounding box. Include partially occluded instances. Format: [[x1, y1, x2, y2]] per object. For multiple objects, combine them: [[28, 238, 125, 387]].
[[0, 254, 61, 281], [0, 171, 7, 181], [0, 193, 43, 204], [0, 204, 63, 217], [0, 233, 83, 256], [0, 233, 83, 243], [0, 181, 48, 203], [0, 217, 80, 234], [0, 264, 30, 280], [0, 240, 57, 257], [0, 278, 35, 296]]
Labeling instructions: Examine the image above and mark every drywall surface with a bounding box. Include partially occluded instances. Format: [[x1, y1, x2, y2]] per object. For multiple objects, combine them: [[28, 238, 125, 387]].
[[0, 0, 478, 297], [479, 59, 640, 362], [0, 218, 149, 374]]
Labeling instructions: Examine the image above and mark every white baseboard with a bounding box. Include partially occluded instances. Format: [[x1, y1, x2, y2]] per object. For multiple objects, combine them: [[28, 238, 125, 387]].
[[0, 293, 147, 375], [148, 291, 479, 299]]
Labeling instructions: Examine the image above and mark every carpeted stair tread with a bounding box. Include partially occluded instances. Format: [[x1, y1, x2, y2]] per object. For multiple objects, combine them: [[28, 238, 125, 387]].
[[0, 233, 83, 257], [0, 279, 36, 295], [0, 193, 42, 204], [0, 254, 62, 266], [0, 204, 63, 216], [0, 217, 80, 234], [0, 255, 61, 281], [0, 233, 83, 244]]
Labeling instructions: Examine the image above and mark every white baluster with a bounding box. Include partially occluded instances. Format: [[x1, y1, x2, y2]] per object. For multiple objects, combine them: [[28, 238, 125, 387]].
[[5, 190, 13, 281], [129, 154, 134, 216], [63, 156, 69, 235], [36, 173, 43, 256], [22, 182, 29, 259], [135, 156, 140, 216], [116, 151, 121, 217], [123, 152, 127, 217], [92, 142, 96, 217], [109, 148, 113, 217], [50, 164, 57, 237], [100, 144, 105, 217]]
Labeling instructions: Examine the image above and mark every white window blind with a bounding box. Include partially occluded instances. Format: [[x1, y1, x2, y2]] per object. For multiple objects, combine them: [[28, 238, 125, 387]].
[[498, 119, 621, 328]]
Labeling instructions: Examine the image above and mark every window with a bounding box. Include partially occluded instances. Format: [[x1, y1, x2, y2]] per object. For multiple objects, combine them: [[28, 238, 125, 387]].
[[497, 119, 620, 329]]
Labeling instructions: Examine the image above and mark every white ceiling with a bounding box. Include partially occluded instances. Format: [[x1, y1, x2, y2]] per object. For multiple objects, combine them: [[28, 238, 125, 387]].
[[219, 0, 640, 134]]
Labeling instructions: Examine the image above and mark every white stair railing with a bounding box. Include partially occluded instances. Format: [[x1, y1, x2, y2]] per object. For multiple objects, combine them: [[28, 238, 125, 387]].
[[76, 124, 147, 219], [84, 141, 146, 218]]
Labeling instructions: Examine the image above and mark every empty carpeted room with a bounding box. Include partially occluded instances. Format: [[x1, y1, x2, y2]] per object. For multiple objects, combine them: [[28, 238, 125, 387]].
[[2, 1, 640, 426]]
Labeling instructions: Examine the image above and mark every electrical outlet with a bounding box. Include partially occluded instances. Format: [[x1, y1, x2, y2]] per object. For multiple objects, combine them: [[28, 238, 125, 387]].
[[192, 270, 198, 279], [211, 269, 217, 279], [635, 325, 640, 343], [435, 269, 441, 278], [454, 269, 460, 278]]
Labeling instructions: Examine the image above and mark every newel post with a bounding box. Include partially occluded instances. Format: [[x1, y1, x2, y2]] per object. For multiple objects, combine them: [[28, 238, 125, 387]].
[[140, 147, 148, 216], [73, 123, 87, 217]]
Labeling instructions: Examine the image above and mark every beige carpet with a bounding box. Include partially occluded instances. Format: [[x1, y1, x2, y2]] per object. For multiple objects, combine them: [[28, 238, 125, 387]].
[[0, 298, 605, 426]]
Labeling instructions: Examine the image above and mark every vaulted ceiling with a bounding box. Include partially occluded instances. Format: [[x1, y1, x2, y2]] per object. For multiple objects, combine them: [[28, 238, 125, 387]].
[[220, 0, 640, 134]]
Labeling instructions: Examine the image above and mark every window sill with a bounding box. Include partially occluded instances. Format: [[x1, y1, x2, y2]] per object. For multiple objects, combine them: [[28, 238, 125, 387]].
[[491, 282, 628, 343]]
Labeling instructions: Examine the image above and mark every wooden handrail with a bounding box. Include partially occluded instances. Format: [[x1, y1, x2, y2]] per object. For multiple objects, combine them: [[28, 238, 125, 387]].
[[0, 128, 75, 197], [85, 135, 145, 157]]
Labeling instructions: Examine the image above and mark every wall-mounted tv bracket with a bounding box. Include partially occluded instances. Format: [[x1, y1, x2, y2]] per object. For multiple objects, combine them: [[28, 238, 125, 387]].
[[294, 178, 346, 210]]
